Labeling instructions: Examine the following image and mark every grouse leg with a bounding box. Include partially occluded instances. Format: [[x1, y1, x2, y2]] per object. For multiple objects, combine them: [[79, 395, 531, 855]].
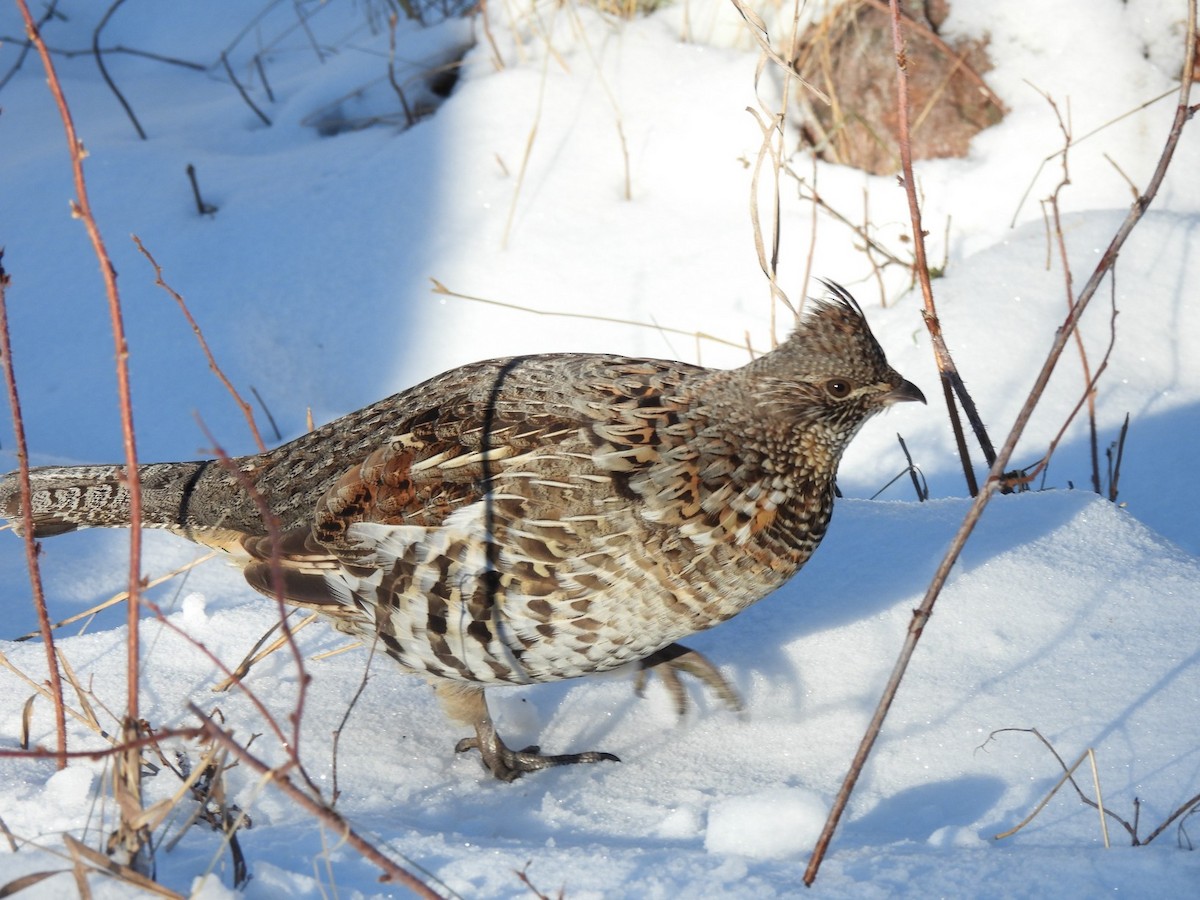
[[433, 682, 619, 782], [634, 643, 743, 715]]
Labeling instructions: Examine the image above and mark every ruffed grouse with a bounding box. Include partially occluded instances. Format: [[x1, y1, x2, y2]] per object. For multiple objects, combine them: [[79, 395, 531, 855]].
[[0, 284, 923, 781]]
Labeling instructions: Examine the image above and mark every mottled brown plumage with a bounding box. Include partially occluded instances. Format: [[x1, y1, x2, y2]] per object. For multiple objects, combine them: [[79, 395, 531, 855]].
[[0, 283, 923, 781]]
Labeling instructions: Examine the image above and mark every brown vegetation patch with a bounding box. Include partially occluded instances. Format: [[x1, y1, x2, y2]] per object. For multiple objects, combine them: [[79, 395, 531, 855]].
[[793, 0, 1005, 175]]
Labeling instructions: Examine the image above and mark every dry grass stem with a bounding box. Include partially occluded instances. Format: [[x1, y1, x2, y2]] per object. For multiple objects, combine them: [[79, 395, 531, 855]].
[[992, 743, 1093, 840], [56, 648, 104, 737], [564, 2, 632, 200], [781, 163, 911, 270], [1089, 748, 1111, 848], [501, 0, 573, 248], [0, 650, 106, 735], [431, 278, 762, 355], [64, 833, 182, 898], [13, 552, 218, 642], [728, 0, 829, 104], [982, 727, 1200, 846], [212, 612, 320, 693]]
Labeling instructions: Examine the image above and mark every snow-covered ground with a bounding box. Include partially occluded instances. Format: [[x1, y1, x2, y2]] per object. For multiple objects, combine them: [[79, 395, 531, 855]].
[[1, 1, 1198, 896]]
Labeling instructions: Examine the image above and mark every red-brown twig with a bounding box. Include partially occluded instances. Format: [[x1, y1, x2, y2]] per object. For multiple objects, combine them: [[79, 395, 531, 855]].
[[18, 0, 144, 719], [191, 708, 442, 898], [18, 0, 149, 867], [0, 256, 68, 769], [803, 0, 1197, 885], [881, 0, 995, 493], [132, 237, 268, 453], [195, 420, 312, 779]]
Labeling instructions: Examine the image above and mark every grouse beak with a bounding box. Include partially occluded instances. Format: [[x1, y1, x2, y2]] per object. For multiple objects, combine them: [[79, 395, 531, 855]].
[[883, 378, 927, 406]]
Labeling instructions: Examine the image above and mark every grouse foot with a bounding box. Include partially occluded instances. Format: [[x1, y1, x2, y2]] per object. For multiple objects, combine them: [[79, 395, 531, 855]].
[[634, 642, 743, 715], [436, 681, 619, 782]]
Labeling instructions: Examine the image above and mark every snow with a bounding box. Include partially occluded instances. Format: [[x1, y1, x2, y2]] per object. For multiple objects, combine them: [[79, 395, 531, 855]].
[[1, 0, 1199, 897]]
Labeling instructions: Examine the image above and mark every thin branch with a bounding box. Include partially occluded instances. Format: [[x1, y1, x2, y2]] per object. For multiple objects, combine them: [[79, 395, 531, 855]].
[[92, 0, 146, 140], [0, 36, 208, 71], [0, 255, 68, 769], [249, 386, 283, 442], [221, 52, 272, 127], [0, 0, 62, 91], [191, 709, 443, 899], [196, 421, 312, 772], [882, 0, 995, 491], [132, 237, 266, 452], [803, 0, 1197, 885], [386, 14, 416, 127], [19, 0, 151, 867], [184, 164, 218, 216], [857, 0, 1006, 113]]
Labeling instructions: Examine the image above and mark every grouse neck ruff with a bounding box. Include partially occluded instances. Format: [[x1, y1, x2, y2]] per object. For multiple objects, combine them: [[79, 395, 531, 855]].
[[1, 282, 924, 781]]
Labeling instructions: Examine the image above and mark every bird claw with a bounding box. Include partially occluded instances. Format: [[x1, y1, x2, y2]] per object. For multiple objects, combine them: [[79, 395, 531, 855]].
[[635, 643, 743, 715], [455, 735, 619, 783]]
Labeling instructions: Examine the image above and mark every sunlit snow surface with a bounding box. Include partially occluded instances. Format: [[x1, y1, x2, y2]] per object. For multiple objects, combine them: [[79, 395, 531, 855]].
[[1, 1, 1198, 896]]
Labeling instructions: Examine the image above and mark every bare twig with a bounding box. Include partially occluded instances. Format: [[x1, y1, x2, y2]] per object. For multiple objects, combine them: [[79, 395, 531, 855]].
[[92, 0, 146, 140], [857, 0, 1006, 113], [1011, 83, 1182, 227], [0, 256, 67, 768], [386, 13, 417, 127], [803, 0, 1197, 884], [133, 237, 266, 452], [195, 422, 312, 774], [191, 708, 443, 898], [185, 164, 218, 216], [982, 727, 1200, 846], [993, 744, 1093, 840], [221, 52, 272, 127], [253, 53, 275, 102], [1011, 271, 1121, 493], [1036, 90, 1106, 494], [0, 0, 61, 91], [882, 0, 995, 492], [249, 386, 283, 442], [1106, 413, 1130, 502], [0, 35, 208, 72], [783, 163, 911, 270], [330, 642, 376, 805], [896, 433, 927, 501], [18, 0, 150, 868]]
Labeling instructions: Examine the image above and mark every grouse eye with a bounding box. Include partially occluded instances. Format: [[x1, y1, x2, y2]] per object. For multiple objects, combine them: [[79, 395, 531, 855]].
[[825, 379, 853, 399]]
